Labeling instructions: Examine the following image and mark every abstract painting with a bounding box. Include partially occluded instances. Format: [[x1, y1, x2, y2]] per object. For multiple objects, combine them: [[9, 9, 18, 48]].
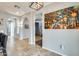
[[45, 6, 79, 29]]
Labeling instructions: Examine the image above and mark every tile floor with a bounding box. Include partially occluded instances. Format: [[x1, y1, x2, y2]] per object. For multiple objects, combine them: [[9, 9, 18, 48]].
[[0, 37, 61, 56]]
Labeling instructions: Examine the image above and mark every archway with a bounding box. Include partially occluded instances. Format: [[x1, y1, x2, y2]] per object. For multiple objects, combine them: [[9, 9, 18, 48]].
[[19, 17, 30, 43]]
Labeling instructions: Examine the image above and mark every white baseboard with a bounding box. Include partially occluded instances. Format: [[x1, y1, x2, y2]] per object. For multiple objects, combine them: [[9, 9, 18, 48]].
[[42, 47, 67, 56]]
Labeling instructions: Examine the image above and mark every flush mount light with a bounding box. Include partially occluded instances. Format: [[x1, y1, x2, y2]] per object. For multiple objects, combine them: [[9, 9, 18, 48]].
[[14, 5, 21, 16], [29, 2, 44, 10]]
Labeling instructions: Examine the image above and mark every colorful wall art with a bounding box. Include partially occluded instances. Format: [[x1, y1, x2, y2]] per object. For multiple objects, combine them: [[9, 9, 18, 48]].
[[44, 6, 79, 29]]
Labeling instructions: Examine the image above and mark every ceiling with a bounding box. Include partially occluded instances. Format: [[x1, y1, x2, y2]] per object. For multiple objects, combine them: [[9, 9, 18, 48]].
[[0, 2, 52, 16]]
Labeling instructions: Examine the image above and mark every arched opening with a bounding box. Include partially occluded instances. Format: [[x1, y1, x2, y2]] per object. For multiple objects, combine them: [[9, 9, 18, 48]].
[[19, 17, 30, 43]]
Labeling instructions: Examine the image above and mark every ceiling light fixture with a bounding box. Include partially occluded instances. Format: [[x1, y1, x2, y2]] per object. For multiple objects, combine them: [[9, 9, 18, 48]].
[[29, 2, 44, 10], [14, 5, 21, 16]]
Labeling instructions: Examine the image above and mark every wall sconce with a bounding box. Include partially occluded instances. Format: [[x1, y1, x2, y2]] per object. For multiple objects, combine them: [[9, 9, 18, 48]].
[[29, 2, 43, 10]]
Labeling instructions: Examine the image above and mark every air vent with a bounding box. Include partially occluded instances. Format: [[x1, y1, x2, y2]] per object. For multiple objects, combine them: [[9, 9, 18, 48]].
[[14, 5, 20, 9]]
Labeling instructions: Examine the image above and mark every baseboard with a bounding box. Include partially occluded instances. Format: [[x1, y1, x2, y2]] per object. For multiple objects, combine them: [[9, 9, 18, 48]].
[[42, 47, 67, 56]]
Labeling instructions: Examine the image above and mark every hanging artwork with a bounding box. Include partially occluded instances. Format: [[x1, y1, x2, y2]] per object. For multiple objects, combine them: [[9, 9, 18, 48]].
[[44, 6, 79, 29], [23, 17, 29, 29], [24, 24, 29, 29]]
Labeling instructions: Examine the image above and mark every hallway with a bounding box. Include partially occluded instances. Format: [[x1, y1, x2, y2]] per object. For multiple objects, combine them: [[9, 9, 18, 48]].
[[0, 38, 61, 56]]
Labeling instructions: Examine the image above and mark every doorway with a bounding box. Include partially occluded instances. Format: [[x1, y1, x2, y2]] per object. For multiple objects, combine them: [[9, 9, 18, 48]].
[[35, 21, 42, 47], [6, 18, 16, 47], [6, 18, 16, 38]]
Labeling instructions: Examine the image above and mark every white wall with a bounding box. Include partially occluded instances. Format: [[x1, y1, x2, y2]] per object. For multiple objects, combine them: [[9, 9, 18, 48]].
[[43, 30, 79, 56], [42, 2, 79, 56]]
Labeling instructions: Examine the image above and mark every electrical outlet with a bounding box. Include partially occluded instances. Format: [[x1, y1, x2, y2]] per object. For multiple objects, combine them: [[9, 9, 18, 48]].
[[60, 44, 64, 50]]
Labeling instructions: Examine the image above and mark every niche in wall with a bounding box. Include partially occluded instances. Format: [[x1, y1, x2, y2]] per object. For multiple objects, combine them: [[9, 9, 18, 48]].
[[23, 17, 29, 29], [44, 5, 79, 29]]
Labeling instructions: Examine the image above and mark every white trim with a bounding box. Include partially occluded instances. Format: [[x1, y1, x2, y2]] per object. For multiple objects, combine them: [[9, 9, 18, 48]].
[[42, 47, 67, 56]]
